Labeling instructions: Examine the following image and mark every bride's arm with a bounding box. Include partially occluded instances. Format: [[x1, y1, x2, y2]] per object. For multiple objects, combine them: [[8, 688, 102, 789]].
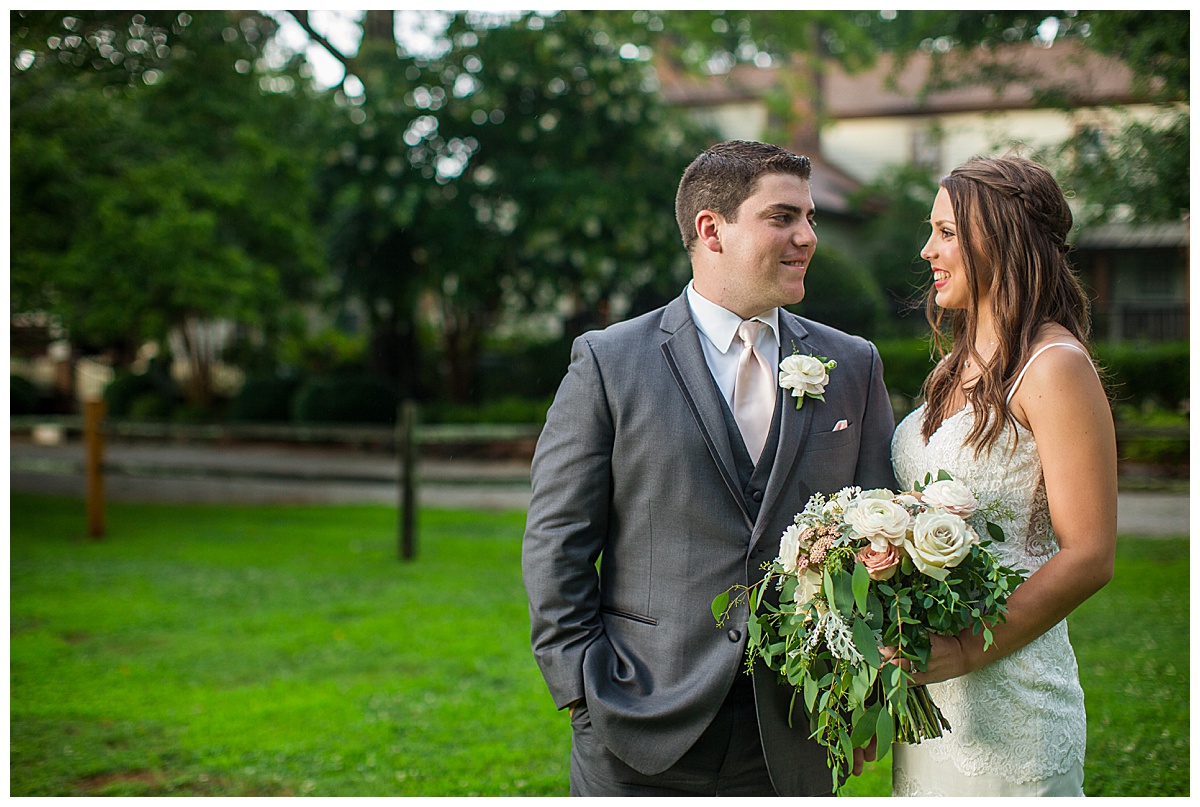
[[914, 345, 1118, 685]]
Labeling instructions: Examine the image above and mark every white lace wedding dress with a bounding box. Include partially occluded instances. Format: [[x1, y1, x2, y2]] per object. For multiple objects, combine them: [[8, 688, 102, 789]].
[[888, 345, 1090, 796]]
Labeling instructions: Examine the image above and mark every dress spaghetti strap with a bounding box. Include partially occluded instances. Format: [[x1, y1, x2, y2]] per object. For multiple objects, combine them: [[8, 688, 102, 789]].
[[1006, 342, 1097, 405]]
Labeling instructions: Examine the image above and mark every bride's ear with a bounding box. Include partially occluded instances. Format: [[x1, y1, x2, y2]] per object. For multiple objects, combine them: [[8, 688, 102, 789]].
[[695, 210, 723, 253]]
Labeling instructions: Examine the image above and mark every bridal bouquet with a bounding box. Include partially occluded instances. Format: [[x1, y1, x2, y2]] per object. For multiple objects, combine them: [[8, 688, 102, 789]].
[[712, 472, 1026, 793]]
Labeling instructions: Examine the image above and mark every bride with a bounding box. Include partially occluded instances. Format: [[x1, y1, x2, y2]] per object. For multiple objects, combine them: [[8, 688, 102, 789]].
[[886, 156, 1118, 796]]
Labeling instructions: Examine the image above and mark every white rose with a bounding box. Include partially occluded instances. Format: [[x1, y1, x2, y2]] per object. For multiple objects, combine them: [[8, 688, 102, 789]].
[[779, 354, 830, 400], [921, 479, 979, 518], [859, 488, 894, 500], [791, 568, 824, 608], [778, 524, 807, 573], [905, 511, 978, 580], [844, 496, 910, 550]]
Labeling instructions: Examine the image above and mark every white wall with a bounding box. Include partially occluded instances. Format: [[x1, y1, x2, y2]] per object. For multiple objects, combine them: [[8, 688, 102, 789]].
[[690, 102, 770, 143], [820, 104, 1170, 182]]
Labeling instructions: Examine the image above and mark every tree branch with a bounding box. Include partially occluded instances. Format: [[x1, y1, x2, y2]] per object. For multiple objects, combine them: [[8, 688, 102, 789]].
[[284, 10, 353, 89]]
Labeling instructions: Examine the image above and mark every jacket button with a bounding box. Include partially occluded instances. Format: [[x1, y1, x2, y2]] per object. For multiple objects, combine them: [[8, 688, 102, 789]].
[[751, 490, 763, 503], [728, 629, 741, 642]]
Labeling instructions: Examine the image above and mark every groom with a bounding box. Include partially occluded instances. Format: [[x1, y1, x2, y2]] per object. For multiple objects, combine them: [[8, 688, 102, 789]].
[[522, 140, 897, 796]]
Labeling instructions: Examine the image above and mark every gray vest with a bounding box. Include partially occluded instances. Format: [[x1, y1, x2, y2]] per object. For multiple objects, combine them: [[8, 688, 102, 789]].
[[716, 382, 783, 524]]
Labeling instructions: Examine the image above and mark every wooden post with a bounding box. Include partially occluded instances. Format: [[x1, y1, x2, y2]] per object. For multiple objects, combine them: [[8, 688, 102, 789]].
[[397, 400, 418, 561], [84, 399, 106, 539]]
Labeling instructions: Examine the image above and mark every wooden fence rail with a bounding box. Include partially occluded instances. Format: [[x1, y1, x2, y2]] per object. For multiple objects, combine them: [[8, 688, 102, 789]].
[[10, 415, 543, 447], [12, 411, 543, 562], [11, 414, 1182, 448]]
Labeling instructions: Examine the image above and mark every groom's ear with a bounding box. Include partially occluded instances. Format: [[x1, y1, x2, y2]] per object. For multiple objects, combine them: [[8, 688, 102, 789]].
[[695, 210, 723, 254]]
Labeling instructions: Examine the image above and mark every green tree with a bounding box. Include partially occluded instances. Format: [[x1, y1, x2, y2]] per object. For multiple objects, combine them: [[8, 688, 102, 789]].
[[296, 11, 712, 402], [846, 164, 942, 333], [10, 11, 327, 405]]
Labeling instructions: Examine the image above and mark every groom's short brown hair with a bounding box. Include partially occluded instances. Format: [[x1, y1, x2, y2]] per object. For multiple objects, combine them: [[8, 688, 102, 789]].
[[675, 140, 812, 253]]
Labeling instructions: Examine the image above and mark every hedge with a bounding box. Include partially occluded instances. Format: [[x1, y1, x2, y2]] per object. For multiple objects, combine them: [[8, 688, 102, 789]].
[[876, 338, 1189, 411], [290, 375, 399, 424], [229, 375, 304, 422], [1093, 341, 1189, 410], [11, 375, 40, 416], [104, 368, 180, 419]]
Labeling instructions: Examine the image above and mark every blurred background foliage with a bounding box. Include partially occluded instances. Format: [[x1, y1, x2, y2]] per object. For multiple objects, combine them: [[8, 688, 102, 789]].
[[9, 9, 1190, 427]]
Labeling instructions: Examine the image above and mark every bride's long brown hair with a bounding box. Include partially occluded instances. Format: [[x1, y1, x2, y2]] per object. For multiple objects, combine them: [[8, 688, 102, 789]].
[[921, 155, 1092, 454]]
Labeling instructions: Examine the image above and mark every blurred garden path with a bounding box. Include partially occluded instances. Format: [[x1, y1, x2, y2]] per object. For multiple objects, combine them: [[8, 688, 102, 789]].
[[9, 437, 1190, 535]]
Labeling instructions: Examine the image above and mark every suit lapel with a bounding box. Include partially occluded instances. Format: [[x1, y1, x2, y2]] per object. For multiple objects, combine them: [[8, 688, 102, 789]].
[[659, 294, 753, 526], [754, 313, 816, 541]]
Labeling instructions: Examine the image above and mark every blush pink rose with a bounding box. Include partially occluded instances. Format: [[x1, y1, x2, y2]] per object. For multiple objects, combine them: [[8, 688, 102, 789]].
[[857, 543, 902, 581]]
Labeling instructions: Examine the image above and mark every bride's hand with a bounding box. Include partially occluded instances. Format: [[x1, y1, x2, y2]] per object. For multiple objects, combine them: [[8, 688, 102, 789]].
[[879, 633, 969, 685]]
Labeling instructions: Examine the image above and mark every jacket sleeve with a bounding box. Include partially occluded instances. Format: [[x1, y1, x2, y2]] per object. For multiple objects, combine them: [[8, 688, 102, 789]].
[[521, 333, 614, 709], [855, 341, 900, 491]]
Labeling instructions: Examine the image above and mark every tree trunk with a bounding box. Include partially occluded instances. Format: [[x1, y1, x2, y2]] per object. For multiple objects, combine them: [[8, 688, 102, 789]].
[[369, 301, 422, 401], [361, 10, 394, 44], [440, 297, 497, 405], [177, 317, 215, 407]]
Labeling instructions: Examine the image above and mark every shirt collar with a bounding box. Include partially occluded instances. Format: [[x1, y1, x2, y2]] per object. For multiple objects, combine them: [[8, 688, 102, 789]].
[[686, 281, 780, 355]]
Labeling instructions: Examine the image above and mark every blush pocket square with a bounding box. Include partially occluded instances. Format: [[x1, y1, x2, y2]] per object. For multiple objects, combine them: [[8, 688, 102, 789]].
[[832, 419, 849, 432]]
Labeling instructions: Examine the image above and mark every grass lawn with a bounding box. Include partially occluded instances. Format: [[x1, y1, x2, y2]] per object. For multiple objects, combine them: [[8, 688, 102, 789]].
[[10, 493, 1189, 796]]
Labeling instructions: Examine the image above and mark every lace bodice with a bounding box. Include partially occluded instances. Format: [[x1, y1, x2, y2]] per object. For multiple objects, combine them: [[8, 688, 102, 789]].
[[889, 403, 1086, 787]]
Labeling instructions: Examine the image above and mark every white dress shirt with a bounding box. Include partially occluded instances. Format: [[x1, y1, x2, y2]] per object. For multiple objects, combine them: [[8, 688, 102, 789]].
[[685, 281, 781, 411]]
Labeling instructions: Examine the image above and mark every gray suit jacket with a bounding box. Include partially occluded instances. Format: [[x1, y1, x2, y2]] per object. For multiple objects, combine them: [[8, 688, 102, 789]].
[[522, 291, 897, 796]]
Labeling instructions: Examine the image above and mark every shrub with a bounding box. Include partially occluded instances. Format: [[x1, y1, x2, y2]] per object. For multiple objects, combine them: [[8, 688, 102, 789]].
[[875, 338, 938, 401], [104, 368, 179, 419], [790, 245, 887, 339], [1113, 403, 1189, 467], [1093, 341, 1189, 410], [11, 375, 40, 416], [476, 338, 574, 401], [291, 375, 398, 424], [873, 338, 1190, 413], [127, 392, 174, 421], [172, 400, 228, 424], [426, 396, 553, 425], [229, 375, 304, 422]]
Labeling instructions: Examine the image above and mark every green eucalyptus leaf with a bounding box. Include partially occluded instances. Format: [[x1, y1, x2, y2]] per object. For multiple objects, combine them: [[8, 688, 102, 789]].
[[875, 704, 894, 757], [851, 702, 882, 748], [833, 568, 854, 616], [852, 561, 869, 615], [711, 590, 730, 623], [804, 672, 819, 713], [852, 618, 882, 668]]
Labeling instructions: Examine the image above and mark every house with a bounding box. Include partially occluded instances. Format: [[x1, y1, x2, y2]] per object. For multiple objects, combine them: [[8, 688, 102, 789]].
[[657, 38, 1189, 342]]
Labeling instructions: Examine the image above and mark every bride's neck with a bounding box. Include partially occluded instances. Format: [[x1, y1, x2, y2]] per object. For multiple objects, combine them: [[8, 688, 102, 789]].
[[970, 306, 1000, 362]]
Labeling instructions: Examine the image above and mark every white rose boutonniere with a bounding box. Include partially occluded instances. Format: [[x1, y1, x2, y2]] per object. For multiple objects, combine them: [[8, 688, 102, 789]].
[[778, 351, 837, 409]]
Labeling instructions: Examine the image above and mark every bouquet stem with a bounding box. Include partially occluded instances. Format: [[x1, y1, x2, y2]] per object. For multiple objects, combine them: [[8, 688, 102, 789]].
[[895, 683, 952, 744]]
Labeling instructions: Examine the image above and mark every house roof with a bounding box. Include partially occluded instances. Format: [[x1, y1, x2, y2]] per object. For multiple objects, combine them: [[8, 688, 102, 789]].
[[824, 40, 1144, 119], [657, 39, 1146, 118], [1075, 220, 1190, 250], [806, 153, 861, 217]]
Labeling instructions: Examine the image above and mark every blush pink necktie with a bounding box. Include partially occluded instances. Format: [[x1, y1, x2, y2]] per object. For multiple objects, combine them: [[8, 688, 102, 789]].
[[733, 320, 776, 463]]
